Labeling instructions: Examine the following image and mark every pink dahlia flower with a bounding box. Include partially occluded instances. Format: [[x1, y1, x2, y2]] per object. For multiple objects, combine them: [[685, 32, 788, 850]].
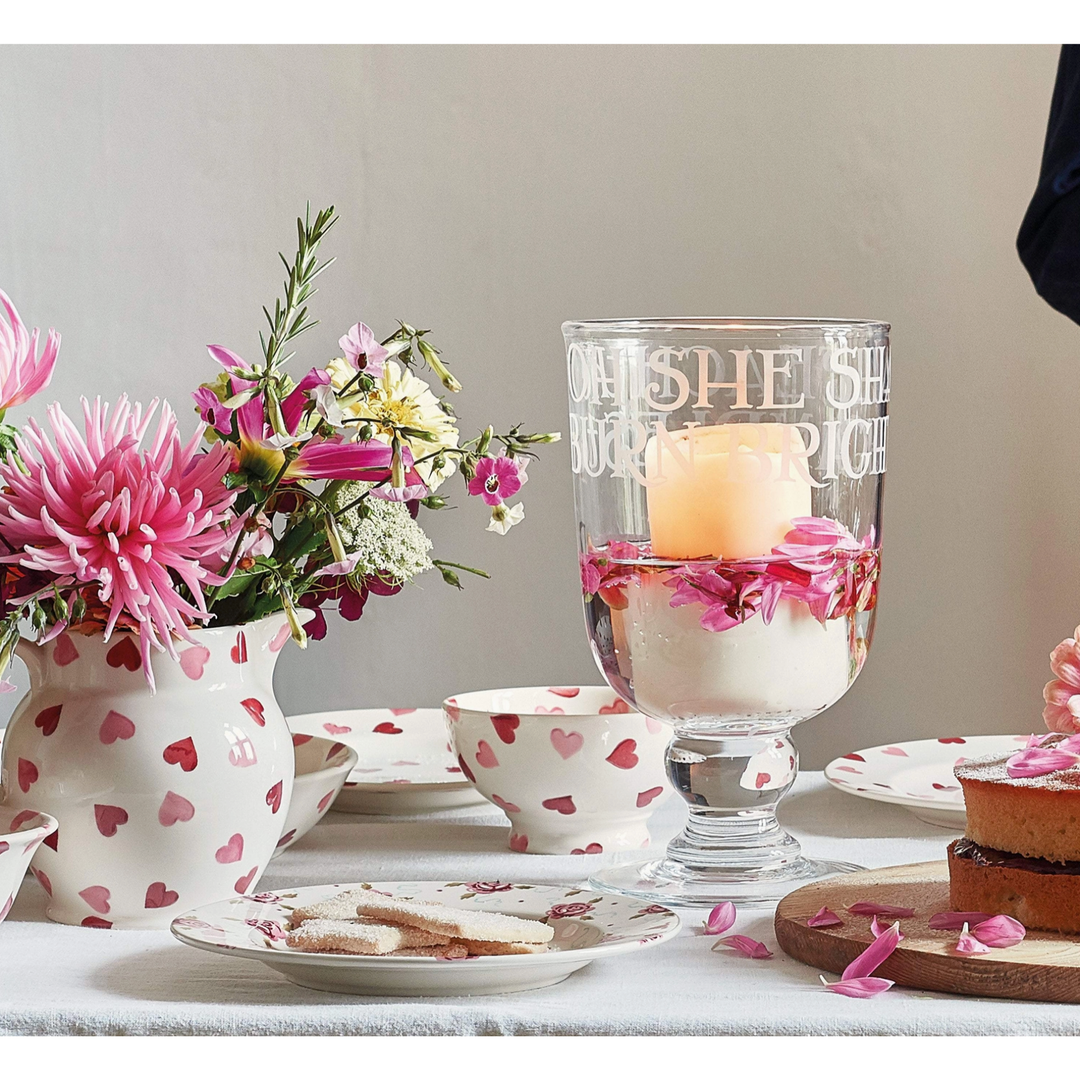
[[1044, 629, 1080, 733], [468, 455, 526, 506], [0, 397, 239, 689], [0, 289, 60, 415]]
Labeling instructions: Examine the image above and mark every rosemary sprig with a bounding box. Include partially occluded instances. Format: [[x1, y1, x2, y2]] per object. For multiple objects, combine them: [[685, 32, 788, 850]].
[[261, 204, 339, 372]]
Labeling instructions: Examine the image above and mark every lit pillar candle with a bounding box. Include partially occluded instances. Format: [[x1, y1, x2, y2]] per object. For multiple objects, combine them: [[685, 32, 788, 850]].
[[644, 423, 812, 560]]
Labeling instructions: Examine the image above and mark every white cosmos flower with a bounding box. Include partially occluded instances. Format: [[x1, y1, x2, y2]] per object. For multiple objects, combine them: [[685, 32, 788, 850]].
[[328, 357, 459, 491]]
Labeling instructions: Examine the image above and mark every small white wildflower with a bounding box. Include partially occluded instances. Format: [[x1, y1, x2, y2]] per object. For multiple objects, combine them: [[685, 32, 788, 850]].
[[487, 502, 525, 535], [327, 482, 433, 583]]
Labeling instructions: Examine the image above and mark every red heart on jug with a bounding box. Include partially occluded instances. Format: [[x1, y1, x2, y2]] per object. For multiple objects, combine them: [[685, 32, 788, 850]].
[[81, 917, 113, 929], [106, 636, 141, 671], [53, 633, 79, 666], [605, 739, 639, 770], [17, 758, 38, 793], [215, 833, 244, 864], [34, 705, 62, 737], [94, 804, 129, 838], [373, 721, 402, 735], [241, 698, 265, 726], [234, 866, 259, 894], [163, 737, 198, 772], [144, 881, 179, 909], [99, 710, 135, 745], [509, 832, 529, 852], [317, 790, 336, 812], [43, 830, 58, 852], [491, 713, 520, 744], [230, 631, 247, 664], [158, 791, 195, 827], [266, 780, 283, 814], [457, 754, 476, 783], [571, 843, 604, 855], [636, 786, 665, 808], [542, 795, 577, 815], [79, 886, 111, 914]]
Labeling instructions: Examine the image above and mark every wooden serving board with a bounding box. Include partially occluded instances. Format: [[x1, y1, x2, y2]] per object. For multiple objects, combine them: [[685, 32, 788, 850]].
[[775, 861, 1080, 1003]]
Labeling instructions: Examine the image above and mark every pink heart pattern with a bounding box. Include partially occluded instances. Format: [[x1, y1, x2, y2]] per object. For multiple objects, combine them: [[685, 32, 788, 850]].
[[32, 868, 52, 896], [269, 624, 291, 653], [215, 834, 244, 864], [882, 747, 908, 757], [571, 843, 603, 855], [605, 739, 639, 769], [600, 698, 631, 715], [241, 698, 266, 727], [542, 795, 577, 815], [99, 710, 136, 745], [34, 704, 62, 737], [79, 886, 111, 914], [645, 717, 663, 734], [491, 713, 520, 744], [550, 729, 584, 759], [548, 687, 580, 698], [475, 740, 499, 769], [52, 633, 79, 666], [323, 723, 352, 736], [509, 832, 529, 852], [179, 645, 211, 680], [145, 881, 179, 909], [636, 786, 665, 808], [17, 758, 38, 793], [491, 794, 521, 814], [94, 804, 129, 837], [158, 791, 195, 826], [234, 866, 259, 894], [266, 781, 283, 814], [317, 790, 336, 812]]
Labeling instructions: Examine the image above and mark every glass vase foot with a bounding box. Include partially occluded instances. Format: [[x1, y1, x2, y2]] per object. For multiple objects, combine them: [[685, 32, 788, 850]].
[[589, 855, 865, 907]]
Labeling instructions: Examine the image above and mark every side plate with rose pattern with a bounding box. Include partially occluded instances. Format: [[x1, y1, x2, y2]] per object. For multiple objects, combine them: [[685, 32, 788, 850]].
[[170, 880, 681, 996]]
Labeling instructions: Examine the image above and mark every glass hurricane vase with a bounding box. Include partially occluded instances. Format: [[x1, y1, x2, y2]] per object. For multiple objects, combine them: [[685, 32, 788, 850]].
[[564, 317, 889, 905]]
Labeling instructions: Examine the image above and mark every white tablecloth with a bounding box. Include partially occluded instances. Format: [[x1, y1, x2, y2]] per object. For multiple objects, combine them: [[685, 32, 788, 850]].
[[1, 773, 1078, 1036]]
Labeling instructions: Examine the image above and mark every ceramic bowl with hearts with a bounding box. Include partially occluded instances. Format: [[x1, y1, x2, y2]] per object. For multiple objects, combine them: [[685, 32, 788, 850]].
[[444, 686, 670, 855], [0, 805, 58, 923], [272, 735, 357, 857]]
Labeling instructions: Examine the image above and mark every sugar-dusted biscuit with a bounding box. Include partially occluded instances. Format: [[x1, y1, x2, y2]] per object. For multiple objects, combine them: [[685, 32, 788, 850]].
[[392, 944, 470, 958], [286, 918, 450, 955], [288, 889, 373, 928], [453, 938, 550, 955], [353, 895, 555, 944]]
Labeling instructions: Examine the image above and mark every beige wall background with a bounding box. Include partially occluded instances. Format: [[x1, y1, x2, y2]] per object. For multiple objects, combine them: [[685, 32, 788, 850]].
[[0, 44, 1074, 769]]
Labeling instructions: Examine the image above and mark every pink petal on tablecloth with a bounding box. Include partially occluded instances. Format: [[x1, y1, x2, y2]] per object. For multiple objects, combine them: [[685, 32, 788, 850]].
[[711, 934, 773, 959], [820, 976, 895, 998], [703, 901, 736, 936]]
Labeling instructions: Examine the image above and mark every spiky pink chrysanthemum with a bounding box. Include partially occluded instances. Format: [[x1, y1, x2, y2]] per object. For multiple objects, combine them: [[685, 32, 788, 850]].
[[0, 289, 60, 414], [0, 397, 239, 689]]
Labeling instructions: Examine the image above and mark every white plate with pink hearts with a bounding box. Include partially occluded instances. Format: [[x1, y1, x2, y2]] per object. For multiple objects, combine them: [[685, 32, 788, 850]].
[[824, 734, 1029, 829], [286, 709, 488, 815], [169, 879, 681, 996]]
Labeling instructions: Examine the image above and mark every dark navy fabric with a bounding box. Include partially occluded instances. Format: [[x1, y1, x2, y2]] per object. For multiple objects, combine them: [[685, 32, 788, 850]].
[[1018, 46, 1080, 324]]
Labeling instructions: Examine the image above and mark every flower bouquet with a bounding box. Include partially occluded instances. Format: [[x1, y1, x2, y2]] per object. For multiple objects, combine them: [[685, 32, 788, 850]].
[[0, 206, 557, 927]]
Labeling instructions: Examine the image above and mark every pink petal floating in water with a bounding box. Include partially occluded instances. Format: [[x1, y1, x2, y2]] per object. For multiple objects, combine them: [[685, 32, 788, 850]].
[[971, 914, 1026, 949], [870, 915, 905, 941], [1005, 748, 1079, 779], [703, 901, 736, 936], [807, 906, 844, 928], [928, 911, 993, 931], [956, 923, 991, 955], [846, 902, 915, 919], [842, 921, 901, 980], [820, 975, 895, 998], [711, 934, 773, 959]]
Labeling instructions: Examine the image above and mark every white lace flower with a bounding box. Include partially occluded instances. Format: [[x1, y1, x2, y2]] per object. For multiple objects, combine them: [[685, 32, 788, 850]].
[[328, 358, 459, 491]]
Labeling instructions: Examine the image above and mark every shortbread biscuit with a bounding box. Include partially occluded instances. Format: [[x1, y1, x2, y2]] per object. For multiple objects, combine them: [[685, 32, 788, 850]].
[[453, 938, 550, 955], [353, 895, 554, 944], [392, 944, 470, 958], [288, 890, 372, 927], [286, 918, 450, 955]]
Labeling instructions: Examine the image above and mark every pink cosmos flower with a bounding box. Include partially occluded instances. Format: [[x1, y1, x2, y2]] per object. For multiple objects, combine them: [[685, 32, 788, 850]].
[[1044, 629, 1080, 733], [0, 289, 60, 414], [468, 455, 526, 507], [0, 397, 239, 689], [339, 322, 388, 378], [192, 386, 233, 436]]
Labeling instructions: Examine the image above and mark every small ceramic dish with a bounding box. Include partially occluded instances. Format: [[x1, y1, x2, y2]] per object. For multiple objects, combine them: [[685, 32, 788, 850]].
[[444, 686, 671, 854], [0, 804, 58, 923], [824, 734, 1029, 829], [170, 879, 681, 996], [287, 708, 488, 815], [272, 735, 358, 857]]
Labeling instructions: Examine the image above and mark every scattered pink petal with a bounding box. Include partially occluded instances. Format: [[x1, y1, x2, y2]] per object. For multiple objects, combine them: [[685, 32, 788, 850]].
[[842, 921, 901, 980], [1005, 747, 1079, 779], [928, 911, 993, 931], [871, 914, 905, 941], [820, 975, 895, 998], [807, 906, 843, 928], [712, 934, 773, 959], [846, 902, 915, 919], [703, 901, 736, 936], [971, 914, 1026, 949], [956, 922, 991, 955], [1027, 733, 1054, 748]]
